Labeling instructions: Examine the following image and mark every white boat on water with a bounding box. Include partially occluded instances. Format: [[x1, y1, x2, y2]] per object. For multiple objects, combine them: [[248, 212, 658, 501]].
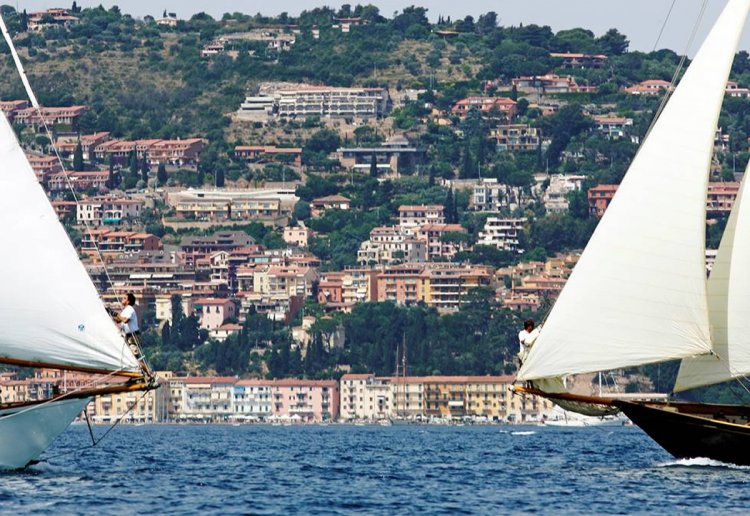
[[542, 408, 627, 427], [0, 15, 152, 470]]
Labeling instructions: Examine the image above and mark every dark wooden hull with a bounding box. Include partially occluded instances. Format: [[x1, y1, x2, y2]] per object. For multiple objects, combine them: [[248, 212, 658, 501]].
[[615, 400, 750, 466], [512, 386, 750, 466]]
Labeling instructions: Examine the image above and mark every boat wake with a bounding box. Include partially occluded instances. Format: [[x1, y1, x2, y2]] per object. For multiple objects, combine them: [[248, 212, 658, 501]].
[[658, 457, 750, 470]]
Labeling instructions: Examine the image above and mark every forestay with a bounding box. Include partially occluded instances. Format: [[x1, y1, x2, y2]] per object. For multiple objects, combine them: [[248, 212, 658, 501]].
[[674, 166, 750, 392], [517, 0, 750, 382], [0, 112, 140, 374]]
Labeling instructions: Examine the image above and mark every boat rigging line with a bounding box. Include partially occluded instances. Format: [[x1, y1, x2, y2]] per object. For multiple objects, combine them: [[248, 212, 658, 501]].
[[642, 0, 709, 143], [36, 388, 151, 465]]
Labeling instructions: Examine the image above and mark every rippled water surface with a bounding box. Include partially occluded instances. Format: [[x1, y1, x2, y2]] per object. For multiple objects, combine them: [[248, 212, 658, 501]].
[[1, 424, 749, 514]]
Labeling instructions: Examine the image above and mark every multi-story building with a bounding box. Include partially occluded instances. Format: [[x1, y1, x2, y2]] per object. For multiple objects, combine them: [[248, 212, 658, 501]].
[[0, 100, 29, 121], [707, 182, 740, 216], [543, 174, 586, 213], [167, 188, 297, 221], [233, 380, 273, 420], [477, 218, 526, 252], [726, 81, 750, 98], [47, 171, 109, 194], [26, 154, 63, 184], [451, 97, 517, 119], [275, 86, 389, 119], [491, 124, 542, 152], [167, 376, 239, 422], [512, 74, 596, 94], [592, 115, 634, 140], [588, 184, 619, 216], [336, 135, 426, 176], [94, 138, 204, 167], [76, 196, 144, 226], [398, 205, 445, 229], [310, 195, 351, 217], [56, 132, 111, 161], [549, 52, 608, 69], [317, 269, 379, 309], [418, 265, 493, 312], [180, 231, 257, 268], [339, 374, 392, 421], [193, 298, 237, 331], [623, 79, 672, 95], [270, 379, 339, 422], [234, 145, 302, 165], [80, 229, 161, 256], [27, 8, 78, 31], [13, 106, 86, 127], [357, 226, 427, 265], [283, 224, 313, 247], [414, 223, 468, 261]]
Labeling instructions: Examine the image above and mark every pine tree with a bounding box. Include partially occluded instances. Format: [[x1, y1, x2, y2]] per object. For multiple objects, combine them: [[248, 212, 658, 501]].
[[141, 159, 149, 183], [157, 162, 168, 186], [107, 155, 116, 189], [129, 150, 138, 176], [369, 153, 378, 178], [73, 141, 84, 171]]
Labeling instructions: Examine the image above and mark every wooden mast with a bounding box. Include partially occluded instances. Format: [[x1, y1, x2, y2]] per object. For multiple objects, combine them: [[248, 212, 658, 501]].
[[0, 356, 143, 378]]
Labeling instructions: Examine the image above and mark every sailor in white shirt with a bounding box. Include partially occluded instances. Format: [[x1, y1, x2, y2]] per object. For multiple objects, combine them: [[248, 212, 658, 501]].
[[113, 292, 152, 378], [518, 319, 541, 364]]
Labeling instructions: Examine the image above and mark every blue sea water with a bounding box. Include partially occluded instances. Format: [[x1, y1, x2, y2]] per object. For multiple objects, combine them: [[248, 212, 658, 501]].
[[1, 424, 749, 514]]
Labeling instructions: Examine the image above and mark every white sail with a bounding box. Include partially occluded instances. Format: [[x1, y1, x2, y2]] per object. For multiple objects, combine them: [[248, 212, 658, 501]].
[[673, 171, 750, 392], [0, 112, 140, 373], [517, 0, 750, 382]]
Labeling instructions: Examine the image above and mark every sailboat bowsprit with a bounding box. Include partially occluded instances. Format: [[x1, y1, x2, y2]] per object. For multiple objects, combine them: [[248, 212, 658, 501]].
[[0, 18, 152, 469], [514, 0, 750, 466]]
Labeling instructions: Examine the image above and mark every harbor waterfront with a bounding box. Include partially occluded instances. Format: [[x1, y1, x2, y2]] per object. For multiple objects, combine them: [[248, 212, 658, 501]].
[[2, 425, 748, 514]]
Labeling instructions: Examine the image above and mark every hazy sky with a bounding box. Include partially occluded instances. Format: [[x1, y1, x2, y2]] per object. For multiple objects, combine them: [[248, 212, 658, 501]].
[[12, 1, 750, 54]]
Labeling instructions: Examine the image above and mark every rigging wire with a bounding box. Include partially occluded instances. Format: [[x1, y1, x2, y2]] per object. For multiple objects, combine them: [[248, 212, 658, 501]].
[[36, 388, 151, 464], [0, 13, 148, 371], [642, 0, 709, 142], [652, 0, 678, 52]]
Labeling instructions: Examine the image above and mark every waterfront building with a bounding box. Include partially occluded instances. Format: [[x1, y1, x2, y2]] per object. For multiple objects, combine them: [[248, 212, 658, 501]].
[[339, 374, 392, 421], [233, 380, 273, 420], [271, 379, 339, 422]]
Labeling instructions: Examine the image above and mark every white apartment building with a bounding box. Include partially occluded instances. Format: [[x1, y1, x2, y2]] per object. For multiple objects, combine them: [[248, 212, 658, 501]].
[[357, 226, 427, 265], [238, 85, 389, 121], [477, 217, 526, 252], [339, 374, 392, 421], [233, 380, 273, 420], [398, 205, 445, 230], [167, 377, 238, 422], [77, 197, 143, 226], [543, 174, 586, 213]]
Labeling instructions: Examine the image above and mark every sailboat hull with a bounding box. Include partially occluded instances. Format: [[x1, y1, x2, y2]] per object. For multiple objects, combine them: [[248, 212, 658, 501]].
[[0, 397, 91, 470], [616, 400, 750, 466]]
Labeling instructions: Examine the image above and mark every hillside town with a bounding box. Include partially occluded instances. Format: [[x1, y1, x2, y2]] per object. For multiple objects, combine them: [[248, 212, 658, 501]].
[[0, 5, 746, 406]]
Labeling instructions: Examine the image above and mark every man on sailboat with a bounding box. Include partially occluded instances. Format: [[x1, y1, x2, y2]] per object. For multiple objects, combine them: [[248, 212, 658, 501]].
[[518, 320, 540, 365], [113, 292, 153, 378]]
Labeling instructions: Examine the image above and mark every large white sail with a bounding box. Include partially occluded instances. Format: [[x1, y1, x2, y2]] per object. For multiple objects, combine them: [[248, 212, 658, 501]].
[[517, 0, 750, 382], [673, 170, 750, 392], [0, 112, 140, 373]]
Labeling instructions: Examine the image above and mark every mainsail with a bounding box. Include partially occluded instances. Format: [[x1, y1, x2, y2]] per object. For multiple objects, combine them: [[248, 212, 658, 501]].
[[517, 0, 750, 382], [0, 112, 140, 374], [673, 169, 750, 392]]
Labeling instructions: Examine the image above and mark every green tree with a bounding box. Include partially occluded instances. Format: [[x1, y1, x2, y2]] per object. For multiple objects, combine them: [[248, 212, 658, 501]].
[[369, 153, 378, 178], [157, 162, 168, 186], [215, 167, 225, 187], [73, 141, 84, 171]]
